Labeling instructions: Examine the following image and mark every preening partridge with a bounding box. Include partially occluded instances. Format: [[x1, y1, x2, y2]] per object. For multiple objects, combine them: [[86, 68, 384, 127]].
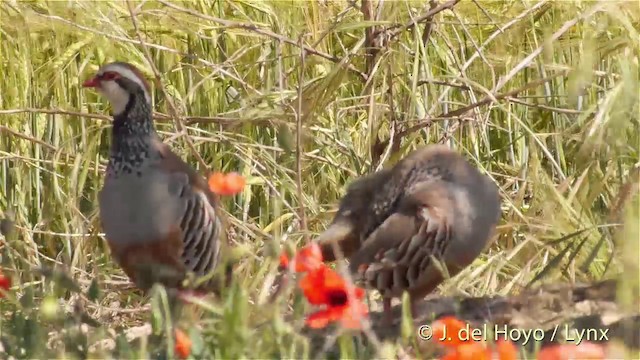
[[82, 62, 231, 294], [315, 145, 501, 323]]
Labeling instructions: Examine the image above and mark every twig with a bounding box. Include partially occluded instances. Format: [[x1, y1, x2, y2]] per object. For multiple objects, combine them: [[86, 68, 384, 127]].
[[372, 118, 396, 172], [378, 0, 460, 40], [427, 0, 550, 116], [37, 11, 254, 93], [295, 35, 308, 238], [371, 68, 400, 170], [0, 125, 57, 151], [156, 0, 367, 81], [362, 0, 378, 76], [444, 74, 568, 118], [376, 73, 569, 150], [421, 0, 439, 46], [126, 0, 210, 172], [492, 1, 606, 93], [0, 107, 291, 128], [266, 37, 299, 306], [362, 0, 393, 170], [368, 0, 458, 163], [0, 108, 112, 121], [505, 96, 584, 115], [0, 125, 107, 173], [609, 164, 640, 225], [416, 79, 471, 91]]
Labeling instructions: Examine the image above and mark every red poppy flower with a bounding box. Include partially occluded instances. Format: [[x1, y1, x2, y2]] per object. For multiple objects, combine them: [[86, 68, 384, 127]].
[[208, 172, 245, 196], [299, 264, 368, 329], [279, 242, 323, 273], [439, 339, 518, 360], [536, 342, 606, 360], [495, 339, 518, 360], [440, 342, 491, 360], [279, 252, 290, 268], [0, 273, 11, 297], [174, 328, 192, 359], [299, 265, 363, 304], [278, 242, 369, 330], [306, 295, 369, 330], [431, 316, 470, 348], [432, 317, 519, 360]]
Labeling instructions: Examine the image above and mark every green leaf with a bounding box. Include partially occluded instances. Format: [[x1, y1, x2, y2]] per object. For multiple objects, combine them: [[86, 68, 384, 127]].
[[87, 277, 101, 302]]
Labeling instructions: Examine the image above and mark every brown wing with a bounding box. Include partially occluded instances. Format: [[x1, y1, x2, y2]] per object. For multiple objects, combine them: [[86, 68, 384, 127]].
[[316, 169, 394, 262], [352, 180, 456, 299], [155, 141, 230, 290], [155, 140, 222, 209], [346, 212, 418, 273]]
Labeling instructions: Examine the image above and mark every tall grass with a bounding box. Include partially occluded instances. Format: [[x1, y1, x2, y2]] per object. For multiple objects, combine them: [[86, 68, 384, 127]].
[[0, 0, 638, 358]]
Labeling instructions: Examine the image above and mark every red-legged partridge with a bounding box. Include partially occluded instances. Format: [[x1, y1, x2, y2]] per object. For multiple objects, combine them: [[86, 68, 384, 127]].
[[82, 62, 231, 294], [315, 145, 501, 323]]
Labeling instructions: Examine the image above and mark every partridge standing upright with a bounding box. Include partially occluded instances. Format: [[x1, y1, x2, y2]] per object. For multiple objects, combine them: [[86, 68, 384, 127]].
[[315, 145, 501, 323], [82, 62, 231, 294]]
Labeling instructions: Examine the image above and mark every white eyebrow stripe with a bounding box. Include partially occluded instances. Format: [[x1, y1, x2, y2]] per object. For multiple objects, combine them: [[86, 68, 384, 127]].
[[100, 64, 151, 104]]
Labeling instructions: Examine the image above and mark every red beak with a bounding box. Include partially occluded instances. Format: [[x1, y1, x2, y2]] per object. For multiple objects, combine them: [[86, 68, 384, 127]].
[[82, 77, 99, 88]]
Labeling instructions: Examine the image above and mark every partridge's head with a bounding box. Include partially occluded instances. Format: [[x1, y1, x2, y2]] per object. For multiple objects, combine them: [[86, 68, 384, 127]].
[[82, 62, 151, 115], [315, 169, 395, 261]]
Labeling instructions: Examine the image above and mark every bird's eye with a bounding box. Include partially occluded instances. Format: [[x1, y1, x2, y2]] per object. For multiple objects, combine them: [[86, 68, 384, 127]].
[[100, 72, 119, 81]]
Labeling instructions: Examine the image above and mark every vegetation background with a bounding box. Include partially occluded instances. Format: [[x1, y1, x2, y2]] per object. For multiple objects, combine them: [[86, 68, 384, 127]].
[[0, 0, 638, 358]]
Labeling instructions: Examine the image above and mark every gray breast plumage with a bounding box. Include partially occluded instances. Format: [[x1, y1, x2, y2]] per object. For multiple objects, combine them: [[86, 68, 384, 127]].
[[98, 168, 190, 246]]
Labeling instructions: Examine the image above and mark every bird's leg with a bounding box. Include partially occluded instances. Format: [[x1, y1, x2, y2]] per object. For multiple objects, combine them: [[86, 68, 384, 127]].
[[410, 298, 421, 320], [382, 297, 394, 326], [163, 288, 184, 330]]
